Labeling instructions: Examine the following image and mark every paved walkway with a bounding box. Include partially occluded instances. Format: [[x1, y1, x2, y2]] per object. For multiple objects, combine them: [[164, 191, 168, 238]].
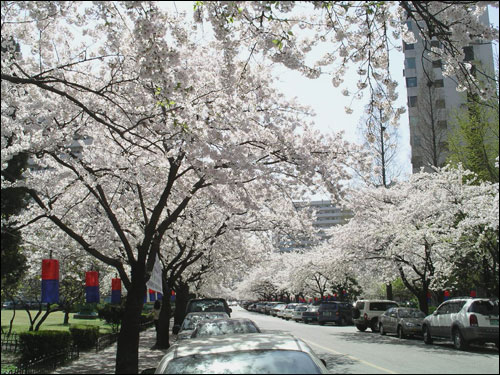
[[53, 328, 170, 374]]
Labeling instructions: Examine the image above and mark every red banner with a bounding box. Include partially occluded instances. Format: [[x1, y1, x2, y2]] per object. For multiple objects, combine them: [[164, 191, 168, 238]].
[[42, 259, 59, 280], [86, 271, 99, 287]]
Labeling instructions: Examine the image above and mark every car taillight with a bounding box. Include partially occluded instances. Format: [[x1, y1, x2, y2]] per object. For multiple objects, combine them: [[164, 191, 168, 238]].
[[470, 314, 478, 327], [364, 313, 368, 321]]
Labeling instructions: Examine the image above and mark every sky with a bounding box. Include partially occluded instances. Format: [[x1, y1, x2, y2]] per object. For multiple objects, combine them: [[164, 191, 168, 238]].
[[167, 2, 498, 188]]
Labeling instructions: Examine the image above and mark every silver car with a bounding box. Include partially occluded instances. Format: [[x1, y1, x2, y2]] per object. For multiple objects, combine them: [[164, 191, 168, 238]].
[[292, 305, 308, 322], [379, 307, 426, 338], [173, 312, 229, 341], [190, 318, 261, 338], [150, 332, 329, 373], [282, 303, 299, 320]]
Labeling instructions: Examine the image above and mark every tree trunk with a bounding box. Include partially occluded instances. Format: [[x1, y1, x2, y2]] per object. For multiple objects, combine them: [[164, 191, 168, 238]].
[[63, 310, 70, 325], [156, 280, 172, 349], [386, 283, 393, 300], [174, 283, 190, 326], [417, 292, 429, 315], [115, 264, 145, 374]]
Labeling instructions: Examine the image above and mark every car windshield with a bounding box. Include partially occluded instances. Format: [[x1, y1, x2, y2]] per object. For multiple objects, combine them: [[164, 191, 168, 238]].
[[188, 300, 226, 313], [295, 306, 307, 311], [306, 306, 319, 312], [181, 313, 229, 331], [192, 320, 260, 338], [469, 300, 499, 316], [164, 350, 322, 374], [370, 302, 398, 311], [398, 309, 426, 319]]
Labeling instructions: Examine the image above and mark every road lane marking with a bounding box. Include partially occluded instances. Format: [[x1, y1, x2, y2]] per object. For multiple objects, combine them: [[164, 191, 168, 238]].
[[302, 339, 398, 374]]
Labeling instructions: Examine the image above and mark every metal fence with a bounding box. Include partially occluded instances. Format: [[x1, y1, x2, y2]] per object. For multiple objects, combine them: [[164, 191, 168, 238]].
[[3, 345, 79, 375], [1, 332, 21, 353]]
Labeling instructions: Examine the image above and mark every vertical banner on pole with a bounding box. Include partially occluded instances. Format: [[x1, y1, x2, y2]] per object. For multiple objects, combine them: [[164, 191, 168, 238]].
[[85, 271, 99, 303], [170, 289, 176, 302], [41, 259, 59, 303], [149, 289, 156, 302], [111, 278, 121, 304], [444, 290, 450, 301], [157, 292, 163, 301]]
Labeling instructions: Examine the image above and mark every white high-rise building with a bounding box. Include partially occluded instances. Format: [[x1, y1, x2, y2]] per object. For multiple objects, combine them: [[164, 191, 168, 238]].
[[274, 200, 353, 253], [403, 7, 496, 174]]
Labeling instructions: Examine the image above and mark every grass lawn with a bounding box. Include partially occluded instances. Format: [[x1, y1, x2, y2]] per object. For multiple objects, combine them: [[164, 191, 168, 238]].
[[1, 310, 114, 334]]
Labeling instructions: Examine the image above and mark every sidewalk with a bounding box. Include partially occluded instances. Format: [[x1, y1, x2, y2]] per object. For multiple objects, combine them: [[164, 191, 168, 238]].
[[52, 328, 169, 374]]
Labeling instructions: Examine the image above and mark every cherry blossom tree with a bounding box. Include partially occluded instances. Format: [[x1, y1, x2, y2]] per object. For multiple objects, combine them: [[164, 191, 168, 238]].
[[1, 2, 370, 372], [197, 1, 499, 126]]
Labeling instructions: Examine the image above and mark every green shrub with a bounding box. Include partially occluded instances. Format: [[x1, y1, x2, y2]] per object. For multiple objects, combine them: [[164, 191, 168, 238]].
[[97, 304, 123, 332], [19, 330, 72, 362], [69, 325, 100, 350]]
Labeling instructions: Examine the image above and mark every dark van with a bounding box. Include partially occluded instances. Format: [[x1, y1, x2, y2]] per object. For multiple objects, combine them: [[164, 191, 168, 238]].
[[318, 301, 353, 326], [186, 298, 232, 317]]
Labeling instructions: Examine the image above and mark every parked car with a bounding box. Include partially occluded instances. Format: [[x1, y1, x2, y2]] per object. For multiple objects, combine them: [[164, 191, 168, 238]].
[[302, 305, 320, 324], [190, 318, 261, 339], [292, 304, 308, 322], [255, 302, 268, 313], [271, 303, 287, 317], [185, 298, 232, 317], [275, 304, 288, 318], [264, 302, 281, 315], [317, 302, 353, 326], [282, 303, 299, 320], [352, 300, 399, 332], [379, 307, 426, 338], [422, 298, 499, 350], [148, 332, 329, 374], [172, 312, 229, 341]]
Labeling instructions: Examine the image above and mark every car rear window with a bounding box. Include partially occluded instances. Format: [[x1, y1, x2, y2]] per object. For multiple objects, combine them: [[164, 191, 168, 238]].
[[319, 303, 339, 311], [369, 302, 398, 311], [469, 300, 499, 316], [187, 300, 226, 313], [164, 350, 322, 374]]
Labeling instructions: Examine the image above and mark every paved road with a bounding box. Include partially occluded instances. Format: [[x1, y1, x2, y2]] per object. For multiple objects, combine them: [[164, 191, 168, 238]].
[[232, 306, 499, 374]]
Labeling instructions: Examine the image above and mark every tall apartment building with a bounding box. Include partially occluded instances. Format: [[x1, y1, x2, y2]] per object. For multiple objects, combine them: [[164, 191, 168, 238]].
[[274, 200, 353, 253], [403, 7, 496, 174]]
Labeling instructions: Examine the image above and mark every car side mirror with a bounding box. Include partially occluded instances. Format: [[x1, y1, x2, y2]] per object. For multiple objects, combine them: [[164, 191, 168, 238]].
[[140, 368, 156, 374], [433, 311, 438, 315], [229, 308, 233, 313], [172, 325, 180, 335]]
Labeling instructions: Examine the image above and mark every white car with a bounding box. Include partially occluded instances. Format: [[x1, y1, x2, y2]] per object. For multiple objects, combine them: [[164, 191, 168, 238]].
[[282, 303, 299, 320], [172, 312, 229, 341], [149, 332, 329, 374], [422, 298, 499, 350]]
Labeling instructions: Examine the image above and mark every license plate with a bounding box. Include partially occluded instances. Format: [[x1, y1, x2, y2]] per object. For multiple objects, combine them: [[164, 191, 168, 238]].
[[490, 319, 499, 326]]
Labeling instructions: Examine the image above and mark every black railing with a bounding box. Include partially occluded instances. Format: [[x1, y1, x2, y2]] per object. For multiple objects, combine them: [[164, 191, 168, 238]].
[[4, 345, 79, 374], [1, 332, 21, 353]]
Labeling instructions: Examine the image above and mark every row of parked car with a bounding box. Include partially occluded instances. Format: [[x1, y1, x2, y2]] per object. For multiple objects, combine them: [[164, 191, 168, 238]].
[[243, 297, 499, 351], [142, 298, 330, 374]]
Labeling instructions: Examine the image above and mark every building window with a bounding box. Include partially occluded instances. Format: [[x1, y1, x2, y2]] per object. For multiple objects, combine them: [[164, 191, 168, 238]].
[[406, 77, 417, 87], [405, 57, 416, 69], [404, 42, 415, 50], [409, 116, 419, 127], [463, 46, 474, 61], [408, 96, 417, 107], [412, 156, 423, 168], [435, 99, 446, 108], [432, 60, 442, 68], [434, 79, 444, 88], [430, 40, 441, 48], [438, 120, 447, 129]]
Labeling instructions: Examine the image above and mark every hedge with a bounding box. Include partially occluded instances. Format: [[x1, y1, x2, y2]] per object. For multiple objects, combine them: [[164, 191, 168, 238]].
[[19, 330, 72, 362], [69, 325, 100, 350]]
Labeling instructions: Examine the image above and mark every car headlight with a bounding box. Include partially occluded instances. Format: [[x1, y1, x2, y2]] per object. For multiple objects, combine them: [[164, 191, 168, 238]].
[[404, 322, 417, 327]]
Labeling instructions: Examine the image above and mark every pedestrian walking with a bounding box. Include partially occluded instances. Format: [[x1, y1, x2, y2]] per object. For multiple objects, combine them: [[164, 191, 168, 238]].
[[153, 300, 161, 333]]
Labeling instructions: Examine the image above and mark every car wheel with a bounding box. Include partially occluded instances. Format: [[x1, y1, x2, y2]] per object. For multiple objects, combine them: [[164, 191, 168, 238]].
[[379, 323, 386, 336], [371, 318, 379, 332], [356, 324, 367, 332], [423, 325, 433, 345], [453, 328, 468, 350], [397, 325, 406, 339]]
